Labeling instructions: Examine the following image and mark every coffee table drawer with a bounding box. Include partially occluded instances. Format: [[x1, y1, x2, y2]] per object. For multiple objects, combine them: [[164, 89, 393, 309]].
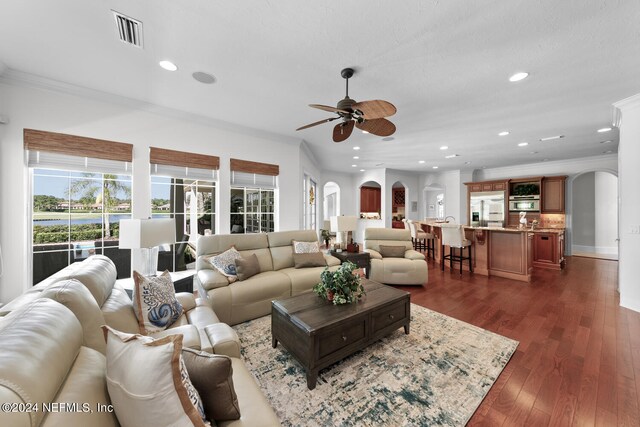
[[372, 300, 408, 333], [317, 317, 367, 359]]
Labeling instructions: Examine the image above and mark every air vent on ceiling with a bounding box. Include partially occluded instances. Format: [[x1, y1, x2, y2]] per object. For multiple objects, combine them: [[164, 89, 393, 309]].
[[112, 10, 143, 48]]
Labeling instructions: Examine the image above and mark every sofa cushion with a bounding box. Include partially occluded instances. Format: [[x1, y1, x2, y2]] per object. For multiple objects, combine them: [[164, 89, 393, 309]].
[[208, 247, 242, 282], [379, 245, 406, 258], [101, 284, 140, 334], [68, 255, 118, 307], [197, 269, 230, 291], [235, 254, 260, 281], [363, 228, 413, 253], [154, 324, 202, 351], [0, 299, 84, 427], [132, 271, 184, 334], [40, 279, 107, 354], [280, 265, 340, 296], [268, 230, 319, 270], [197, 234, 271, 271], [293, 252, 326, 268], [102, 327, 208, 427], [182, 348, 241, 421]]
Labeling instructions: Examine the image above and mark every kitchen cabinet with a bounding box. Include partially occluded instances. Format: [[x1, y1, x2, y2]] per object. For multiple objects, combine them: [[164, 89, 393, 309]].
[[392, 188, 405, 213], [541, 176, 566, 213], [360, 186, 381, 213], [466, 181, 507, 193], [533, 231, 565, 270]]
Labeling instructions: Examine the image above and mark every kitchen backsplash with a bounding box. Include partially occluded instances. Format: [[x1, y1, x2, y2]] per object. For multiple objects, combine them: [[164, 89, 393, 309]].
[[539, 214, 565, 228]]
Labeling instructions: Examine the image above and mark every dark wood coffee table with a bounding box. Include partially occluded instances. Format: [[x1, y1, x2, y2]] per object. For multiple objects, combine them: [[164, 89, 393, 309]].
[[271, 280, 410, 389]]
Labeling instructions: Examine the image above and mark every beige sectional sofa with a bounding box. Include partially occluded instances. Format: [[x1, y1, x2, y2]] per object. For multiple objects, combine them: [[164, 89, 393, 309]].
[[195, 230, 340, 325], [0, 255, 281, 427], [364, 228, 429, 285]]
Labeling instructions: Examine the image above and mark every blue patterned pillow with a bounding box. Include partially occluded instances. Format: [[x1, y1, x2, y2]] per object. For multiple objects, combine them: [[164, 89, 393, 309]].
[[208, 246, 242, 282], [132, 271, 184, 335]]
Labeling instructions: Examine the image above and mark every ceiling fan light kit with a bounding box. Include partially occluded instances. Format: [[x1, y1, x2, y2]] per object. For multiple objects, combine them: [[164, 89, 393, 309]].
[[296, 68, 397, 143]]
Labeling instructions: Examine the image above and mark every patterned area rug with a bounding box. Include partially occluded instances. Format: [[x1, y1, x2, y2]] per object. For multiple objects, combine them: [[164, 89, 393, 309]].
[[233, 304, 518, 427]]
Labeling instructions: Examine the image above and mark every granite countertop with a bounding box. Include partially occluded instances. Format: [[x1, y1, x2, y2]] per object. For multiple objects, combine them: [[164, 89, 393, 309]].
[[424, 222, 565, 234]]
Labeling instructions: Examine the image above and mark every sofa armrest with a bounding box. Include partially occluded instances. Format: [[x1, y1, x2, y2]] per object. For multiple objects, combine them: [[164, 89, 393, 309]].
[[153, 324, 202, 351], [404, 250, 426, 260], [324, 254, 341, 267], [365, 249, 382, 259], [204, 323, 241, 358], [196, 269, 229, 291], [175, 292, 197, 312]]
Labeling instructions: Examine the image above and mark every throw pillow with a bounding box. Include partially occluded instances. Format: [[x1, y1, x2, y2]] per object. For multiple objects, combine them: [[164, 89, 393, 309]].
[[292, 240, 320, 254], [208, 246, 242, 282], [235, 253, 261, 281], [379, 245, 406, 258], [293, 252, 327, 268], [132, 270, 183, 335], [182, 348, 241, 421], [102, 326, 209, 427]]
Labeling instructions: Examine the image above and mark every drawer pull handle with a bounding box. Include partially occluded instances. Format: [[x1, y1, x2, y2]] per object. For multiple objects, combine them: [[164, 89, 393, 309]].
[[389, 314, 395, 320], [342, 335, 347, 342]]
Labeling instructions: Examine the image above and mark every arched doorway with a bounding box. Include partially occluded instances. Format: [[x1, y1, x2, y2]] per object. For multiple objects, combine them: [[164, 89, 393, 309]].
[[423, 184, 445, 220], [391, 181, 407, 228], [569, 170, 618, 260], [323, 181, 340, 219]]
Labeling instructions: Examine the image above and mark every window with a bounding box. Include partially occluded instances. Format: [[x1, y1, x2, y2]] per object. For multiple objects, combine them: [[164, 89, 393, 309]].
[[229, 158, 279, 234], [150, 147, 219, 271], [230, 188, 275, 233]]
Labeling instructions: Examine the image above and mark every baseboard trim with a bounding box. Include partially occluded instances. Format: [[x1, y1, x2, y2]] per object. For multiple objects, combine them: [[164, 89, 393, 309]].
[[572, 245, 618, 255], [620, 296, 640, 314]]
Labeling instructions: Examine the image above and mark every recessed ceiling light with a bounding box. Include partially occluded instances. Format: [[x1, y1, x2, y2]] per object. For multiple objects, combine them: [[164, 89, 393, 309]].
[[530, 151, 538, 154], [597, 127, 612, 133], [540, 135, 564, 141], [600, 140, 612, 144], [498, 131, 510, 136], [362, 130, 370, 134], [445, 154, 460, 159], [518, 142, 529, 147], [353, 146, 360, 150], [419, 160, 425, 164], [192, 71, 216, 84], [382, 137, 395, 142], [543, 158, 550, 162], [464, 161, 472, 165], [439, 146, 449, 150], [159, 60, 178, 71], [603, 150, 613, 154], [351, 164, 357, 167], [509, 72, 529, 82], [432, 166, 439, 169], [359, 169, 365, 172], [353, 156, 359, 159]]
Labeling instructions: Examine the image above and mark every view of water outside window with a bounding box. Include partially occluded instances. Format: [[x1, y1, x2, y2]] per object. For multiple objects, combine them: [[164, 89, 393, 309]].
[[32, 168, 132, 284]]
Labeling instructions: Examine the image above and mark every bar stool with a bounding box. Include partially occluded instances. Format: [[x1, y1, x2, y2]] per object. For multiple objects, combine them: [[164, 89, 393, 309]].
[[440, 224, 473, 274], [408, 220, 435, 258]]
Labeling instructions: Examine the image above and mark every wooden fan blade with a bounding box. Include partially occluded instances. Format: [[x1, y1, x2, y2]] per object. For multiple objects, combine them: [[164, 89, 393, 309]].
[[356, 118, 396, 137], [333, 120, 355, 143], [296, 117, 339, 131], [310, 104, 350, 114], [351, 100, 397, 119]]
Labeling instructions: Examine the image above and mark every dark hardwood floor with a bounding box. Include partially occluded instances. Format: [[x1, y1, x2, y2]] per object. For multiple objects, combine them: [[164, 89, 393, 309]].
[[394, 255, 639, 426]]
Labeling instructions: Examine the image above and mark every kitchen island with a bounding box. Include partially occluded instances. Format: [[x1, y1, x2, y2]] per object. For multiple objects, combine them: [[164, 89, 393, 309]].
[[423, 223, 565, 282]]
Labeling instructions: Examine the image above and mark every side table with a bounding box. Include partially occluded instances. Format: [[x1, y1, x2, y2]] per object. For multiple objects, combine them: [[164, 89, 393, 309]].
[[330, 250, 371, 278], [116, 270, 196, 299]]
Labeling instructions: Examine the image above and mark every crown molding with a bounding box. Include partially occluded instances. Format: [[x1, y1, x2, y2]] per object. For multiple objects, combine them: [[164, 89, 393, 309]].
[[0, 68, 302, 146]]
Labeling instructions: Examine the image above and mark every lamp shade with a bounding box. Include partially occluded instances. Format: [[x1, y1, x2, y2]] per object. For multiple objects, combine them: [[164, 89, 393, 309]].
[[330, 215, 358, 232], [119, 219, 176, 249], [323, 220, 331, 231]]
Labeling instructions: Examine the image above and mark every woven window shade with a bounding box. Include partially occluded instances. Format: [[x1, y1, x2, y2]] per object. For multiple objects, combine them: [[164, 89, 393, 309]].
[[24, 129, 133, 162], [230, 159, 279, 176], [150, 147, 219, 170]]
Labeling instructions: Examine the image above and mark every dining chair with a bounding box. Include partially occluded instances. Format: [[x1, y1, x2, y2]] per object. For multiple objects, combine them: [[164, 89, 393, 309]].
[[440, 224, 473, 274]]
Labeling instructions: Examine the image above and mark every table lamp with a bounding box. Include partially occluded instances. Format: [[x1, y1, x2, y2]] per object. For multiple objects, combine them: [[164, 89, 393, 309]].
[[119, 218, 176, 276], [330, 215, 358, 252]]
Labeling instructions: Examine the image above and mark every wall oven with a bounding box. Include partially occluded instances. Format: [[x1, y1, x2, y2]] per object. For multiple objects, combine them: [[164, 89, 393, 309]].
[[508, 195, 540, 212]]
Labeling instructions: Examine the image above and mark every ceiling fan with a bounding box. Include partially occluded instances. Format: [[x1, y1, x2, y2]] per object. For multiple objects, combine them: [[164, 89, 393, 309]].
[[296, 68, 397, 143]]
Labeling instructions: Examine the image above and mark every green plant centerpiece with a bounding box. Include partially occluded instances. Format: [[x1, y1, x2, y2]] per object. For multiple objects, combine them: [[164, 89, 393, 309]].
[[313, 261, 366, 305]]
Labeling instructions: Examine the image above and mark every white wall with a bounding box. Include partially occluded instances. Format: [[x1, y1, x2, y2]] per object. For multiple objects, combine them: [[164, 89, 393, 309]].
[[594, 172, 618, 254], [0, 82, 304, 302], [572, 173, 596, 248], [615, 93, 640, 313]]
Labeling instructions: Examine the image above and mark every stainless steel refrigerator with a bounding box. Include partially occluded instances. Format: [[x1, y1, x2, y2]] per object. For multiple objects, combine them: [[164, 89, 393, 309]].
[[469, 191, 505, 227]]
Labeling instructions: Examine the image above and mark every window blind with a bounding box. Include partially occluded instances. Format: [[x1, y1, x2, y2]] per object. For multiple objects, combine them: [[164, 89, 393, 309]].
[[149, 147, 219, 180], [231, 171, 278, 188], [24, 129, 133, 162], [27, 150, 131, 174]]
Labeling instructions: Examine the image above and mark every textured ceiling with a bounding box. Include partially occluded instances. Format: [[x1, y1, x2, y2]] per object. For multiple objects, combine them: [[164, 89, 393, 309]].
[[1, 0, 638, 173]]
